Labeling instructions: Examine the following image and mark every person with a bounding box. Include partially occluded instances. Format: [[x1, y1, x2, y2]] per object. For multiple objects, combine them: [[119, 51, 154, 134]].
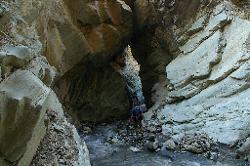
[[130, 104, 147, 122]]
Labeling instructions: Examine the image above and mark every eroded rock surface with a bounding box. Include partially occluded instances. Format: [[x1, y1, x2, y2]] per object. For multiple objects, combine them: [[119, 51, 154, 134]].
[[144, 1, 250, 150], [42, 0, 132, 74], [31, 92, 91, 166], [41, 0, 133, 122], [56, 62, 130, 122], [0, 0, 90, 165], [131, 0, 210, 106]]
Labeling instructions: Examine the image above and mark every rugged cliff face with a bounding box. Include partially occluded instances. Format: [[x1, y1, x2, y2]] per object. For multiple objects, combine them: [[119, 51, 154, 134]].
[[0, 0, 134, 165], [143, 0, 250, 157], [131, 0, 214, 106], [42, 0, 133, 122], [0, 0, 90, 165], [1, 0, 250, 165]]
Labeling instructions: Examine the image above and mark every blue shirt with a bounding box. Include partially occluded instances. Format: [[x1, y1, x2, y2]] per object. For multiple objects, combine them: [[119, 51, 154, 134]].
[[130, 106, 143, 117]]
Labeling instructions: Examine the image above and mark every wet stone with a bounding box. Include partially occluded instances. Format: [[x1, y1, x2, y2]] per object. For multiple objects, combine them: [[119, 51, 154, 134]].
[[52, 124, 65, 133], [129, 146, 141, 153], [146, 135, 160, 152], [163, 139, 177, 151], [180, 133, 217, 154]]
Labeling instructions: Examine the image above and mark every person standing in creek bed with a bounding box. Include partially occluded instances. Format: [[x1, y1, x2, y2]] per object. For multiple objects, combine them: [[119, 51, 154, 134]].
[[130, 103, 147, 122]]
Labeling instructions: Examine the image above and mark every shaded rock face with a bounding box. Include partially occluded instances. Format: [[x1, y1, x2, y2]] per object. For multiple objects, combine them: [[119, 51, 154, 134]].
[[56, 62, 130, 122], [131, 0, 210, 106], [40, 0, 133, 122], [142, 1, 250, 148]]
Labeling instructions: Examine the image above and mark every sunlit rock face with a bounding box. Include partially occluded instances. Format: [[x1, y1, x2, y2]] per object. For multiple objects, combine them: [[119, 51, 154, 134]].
[[42, 0, 133, 74], [143, 1, 250, 148]]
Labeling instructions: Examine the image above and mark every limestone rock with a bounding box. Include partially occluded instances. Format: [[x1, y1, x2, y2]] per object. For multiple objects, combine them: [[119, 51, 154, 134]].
[[0, 45, 33, 78], [134, 0, 155, 30], [119, 46, 145, 106], [43, 0, 133, 74], [26, 57, 57, 86], [132, 0, 209, 106], [152, 1, 250, 146], [31, 92, 91, 166], [0, 0, 91, 165], [40, 0, 133, 122], [0, 70, 50, 165]]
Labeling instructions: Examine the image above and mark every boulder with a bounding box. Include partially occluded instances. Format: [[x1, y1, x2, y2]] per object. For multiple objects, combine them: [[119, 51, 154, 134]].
[[0, 70, 50, 166], [163, 139, 177, 151], [0, 45, 33, 78], [236, 137, 250, 156], [146, 135, 160, 151]]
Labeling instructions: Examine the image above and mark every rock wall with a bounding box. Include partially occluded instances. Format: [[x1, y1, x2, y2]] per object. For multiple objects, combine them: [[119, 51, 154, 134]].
[[40, 0, 133, 122], [2, 0, 250, 164], [144, 0, 250, 152], [131, 0, 207, 106], [31, 92, 91, 166], [0, 0, 90, 165]]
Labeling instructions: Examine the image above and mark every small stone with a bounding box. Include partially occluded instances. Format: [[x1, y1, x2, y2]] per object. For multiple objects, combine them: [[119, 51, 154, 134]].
[[148, 134, 156, 142], [147, 126, 157, 133], [210, 152, 218, 161], [163, 139, 176, 150], [83, 126, 92, 133], [65, 153, 73, 159], [236, 137, 250, 156], [53, 124, 65, 133], [146, 136, 160, 152], [129, 146, 141, 153], [110, 137, 119, 144], [58, 159, 66, 164]]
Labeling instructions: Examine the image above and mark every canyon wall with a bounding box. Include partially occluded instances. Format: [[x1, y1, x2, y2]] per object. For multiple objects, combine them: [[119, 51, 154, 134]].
[[1, 0, 250, 165], [41, 0, 133, 122], [143, 0, 250, 156]]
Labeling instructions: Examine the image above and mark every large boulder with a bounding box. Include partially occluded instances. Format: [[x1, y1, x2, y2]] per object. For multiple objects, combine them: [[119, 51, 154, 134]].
[[0, 70, 50, 166]]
